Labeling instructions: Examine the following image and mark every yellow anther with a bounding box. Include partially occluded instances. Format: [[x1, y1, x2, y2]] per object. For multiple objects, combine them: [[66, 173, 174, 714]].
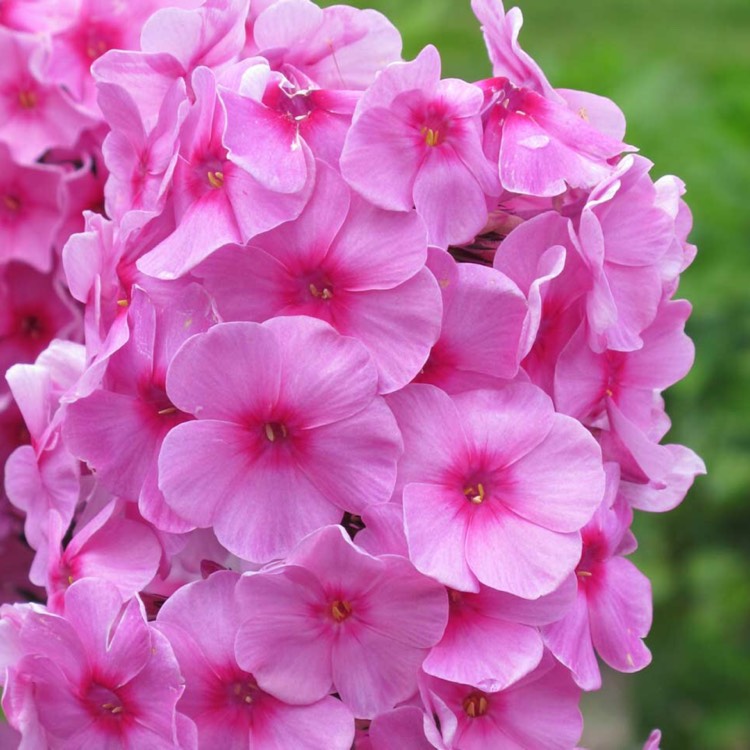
[[463, 483, 486, 505], [86, 40, 108, 60], [331, 599, 353, 623], [207, 170, 225, 189], [2, 195, 20, 212], [102, 703, 123, 714], [422, 127, 440, 147], [18, 90, 37, 109], [116, 299, 129, 307], [577, 570, 592, 577], [264, 423, 276, 442], [309, 283, 333, 300], [158, 406, 177, 416], [264, 423, 287, 442], [605, 388, 614, 397], [244, 695, 253, 704], [462, 692, 489, 718]]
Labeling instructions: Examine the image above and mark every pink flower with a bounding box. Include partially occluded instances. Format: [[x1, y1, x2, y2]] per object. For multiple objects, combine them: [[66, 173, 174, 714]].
[[136, 66, 314, 279], [341, 45, 498, 248], [63, 285, 215, 532], [416, 248, 527, 393], [0, 27, 93, 164], [235, 525, 448, 717], [156, 569, 355, 749], [544, 466, 652, 690], [421, 654, 583, 750], [423, 578, 575, 692], [249, 0, 402, 90], [158, 317, 402, 561], [388, 383, 604, 597], [198, 160, 441, 393], [1, 579, 189, 748], [0, 145, 63, 272]]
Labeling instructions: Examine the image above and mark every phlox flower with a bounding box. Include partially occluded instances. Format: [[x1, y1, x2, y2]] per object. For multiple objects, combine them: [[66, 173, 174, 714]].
[[0, 27, 93, 164], [364, 706, 434, 750], [156, 569, 355, 749], [198, 160, 441, 393], [341, 44, 499, 248], [63, 285, 216, 532], [248, 0, 402, 90], [0, 579, 191, 748], [0, 144, 63, 272], [543, 466, 652, 690], [136, 66, 314, 279], [158, 317, 402, 561], [388, 382, 604, 598], [421, 654, 583, 750], [416, 248, 527, 393], [235, 525, 448, 718]]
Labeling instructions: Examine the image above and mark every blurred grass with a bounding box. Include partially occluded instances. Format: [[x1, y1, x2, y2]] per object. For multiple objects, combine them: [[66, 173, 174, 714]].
[[321, 1, 750, 746]]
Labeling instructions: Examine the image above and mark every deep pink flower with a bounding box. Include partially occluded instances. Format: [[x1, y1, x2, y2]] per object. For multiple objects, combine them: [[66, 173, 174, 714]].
[[156, 570, 355, 749], [388, 383, 604, 597], [341, 44, 498, 248], [158, 317, 402, 561], [198, 160, 441, 393], [235, 525, 448, 717]]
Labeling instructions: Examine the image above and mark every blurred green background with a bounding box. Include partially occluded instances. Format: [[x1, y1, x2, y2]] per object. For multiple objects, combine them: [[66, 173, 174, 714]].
[[321, 0, 750, 747]]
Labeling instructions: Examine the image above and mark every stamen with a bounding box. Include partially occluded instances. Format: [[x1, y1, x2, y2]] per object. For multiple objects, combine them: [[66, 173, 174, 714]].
[[463, 483, 486, 505], [158, 406, 178, 416], [116, 299, 129, 307], [264, 422, 288, 442], [577, 570, 592, 577], [17, 90, 37, 109], [101, 703, 123, 715], [86, 39, 108, 60], [2, 195, 20, 212], [309, 283, 333, 299], [462, 691, 489, 718], [207, 170, 224, 189], [331, 599, 353, 623], [264, 423, 276, 442], [421, 127, 440, 147]]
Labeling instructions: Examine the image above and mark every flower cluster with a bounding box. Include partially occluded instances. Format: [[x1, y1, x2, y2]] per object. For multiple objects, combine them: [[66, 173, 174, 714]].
[[1, 0, 704, 747]]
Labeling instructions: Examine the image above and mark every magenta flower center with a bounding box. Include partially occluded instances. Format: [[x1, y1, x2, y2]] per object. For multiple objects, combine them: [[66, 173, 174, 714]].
[[462, 690, 490, 718], [330, 599, 353, 623], [19, 314, 44, 340]]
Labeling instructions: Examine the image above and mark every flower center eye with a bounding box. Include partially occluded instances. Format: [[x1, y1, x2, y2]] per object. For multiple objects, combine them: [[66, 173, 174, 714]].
[[232, 680, 257, 705], [17, 90, 36, 109], [462, 691, 489, 718], [330, 599, 353, 623], [463, 482, 485, 505], [207, 170, 224, 189], [263, 422, 288, 442], [20, 315, 43, 339]]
